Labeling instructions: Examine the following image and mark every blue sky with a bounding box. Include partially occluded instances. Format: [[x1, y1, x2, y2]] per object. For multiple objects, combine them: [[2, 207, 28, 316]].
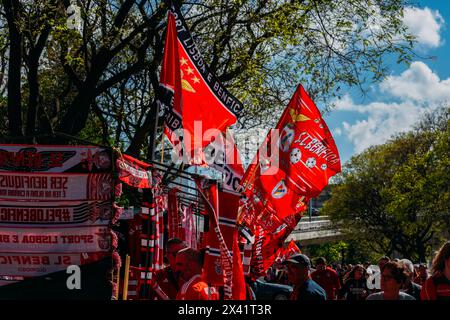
[[324, 0, 450, 165]]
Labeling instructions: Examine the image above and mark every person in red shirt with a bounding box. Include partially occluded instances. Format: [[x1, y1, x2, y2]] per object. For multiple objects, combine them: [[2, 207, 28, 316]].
[[175, 248, 219, 300], [421, 241, 450, 300], [148, 238, 187, 300], [311, 257, 341, 300]]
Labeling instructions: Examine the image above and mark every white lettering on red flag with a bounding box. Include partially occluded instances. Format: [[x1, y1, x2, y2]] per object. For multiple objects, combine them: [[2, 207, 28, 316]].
[[0, 252, 108, 277], [0, 200, 112, 226], [0, 226, 113, 253], [159, 5, 243, 156], [0, 172, 112, 201], [116, 154, 152, 189], [0, 144, 112, 172]]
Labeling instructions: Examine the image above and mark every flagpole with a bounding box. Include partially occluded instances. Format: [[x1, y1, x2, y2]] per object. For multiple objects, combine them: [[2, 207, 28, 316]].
[[309, 198, 312, 222], [141, 92, 161, 299], [123, 255, 130, 300], [115, 262, 121, 300], [161, 135, 165, 163]]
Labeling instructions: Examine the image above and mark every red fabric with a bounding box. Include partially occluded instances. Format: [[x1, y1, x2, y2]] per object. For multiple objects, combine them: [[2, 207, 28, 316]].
[[239, 84, 340, 278], [160, 10, 239, 156], [242, 242, 253, 276], [202, 186, 236, 283], [184, 204, 197, 249], [242, 84, 341, 219], [149, 267, 179, 300], [281, 240, 301, 258], [232, 231, 247, 300], [195, 180, 235, 299], [128, 214, 143, 265], [155, 193, 167, 271], [178, 204, 187, 242], [176, 275, 220, 300], [252, 222, 298, 277], [421, 274, 450, 300], [238, 195, 304, 278], [311, 267, 341, 300], [116, 154, 152, 189], [160, 12, 183, 146], [167, 188, 180, 239]]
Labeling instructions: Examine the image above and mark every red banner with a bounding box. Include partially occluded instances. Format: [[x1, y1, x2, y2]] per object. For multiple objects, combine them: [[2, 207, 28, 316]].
[[197, 181, 240, 300], [0, 252, 109, 277], [0, 145, 112, 173], [239, 199, 304, 278], [238, 84, 341, 277], [279, 239, 301, 260], [159, 5, 243, 154], [0, 172, 112, 201], [0, 200, 112, 226], [0, 226, 113, 253], [252, 223, 298, 277], [116, 154, 152, 189], [232, 231, 246, 300], [203, 189, 239, 287], [242, 84, 341, 219], [0, 144, 116, 285], [167, 188, 182, 240], [159, 9, 182, 146]]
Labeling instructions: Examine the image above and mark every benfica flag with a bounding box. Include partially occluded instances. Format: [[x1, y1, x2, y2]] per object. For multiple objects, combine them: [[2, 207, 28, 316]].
[[232, 231, 247, 300], [158, 5, 243, 156], [194, 179, 238, 300], [280, 240, 301, 260], [252, 224, 292, 276], [238, 84, 340, 277], [241, 84, 341, 219], [242, 207, 304, 278], [116, 154, 152, 189]]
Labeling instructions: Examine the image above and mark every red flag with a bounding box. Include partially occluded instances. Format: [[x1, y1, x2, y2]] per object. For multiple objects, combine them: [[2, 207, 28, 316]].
[[159, 5, 243, 157], [116, 154, 152, 189], [281, 240, 301, 259], [232, 231, 247, 300], [242, 84, 341, 219], [250, 214, 303, 277], [158, 11, 182, 149], [239, 84, 340, 278], [167, 188, 181, 240], [195, 179, 236, 300]]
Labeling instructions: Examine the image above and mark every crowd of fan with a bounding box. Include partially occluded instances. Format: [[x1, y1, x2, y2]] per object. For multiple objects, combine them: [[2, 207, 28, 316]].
[[141, 239, 450, 300], [265, 240, 450, 300]]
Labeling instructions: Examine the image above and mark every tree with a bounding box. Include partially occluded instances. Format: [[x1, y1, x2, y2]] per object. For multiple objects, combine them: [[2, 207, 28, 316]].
[[322, 107, 450, 262], [1, 0, 417, 156], [307, 241, 348, 265]]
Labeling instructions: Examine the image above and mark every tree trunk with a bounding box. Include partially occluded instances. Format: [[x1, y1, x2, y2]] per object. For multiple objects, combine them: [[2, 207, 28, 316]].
[[25, 20, 53, 141], [126, 102, 160, 157], [57, 50, 111, 136], [3, 0, 23, 139], [25, 60, 39, 141]]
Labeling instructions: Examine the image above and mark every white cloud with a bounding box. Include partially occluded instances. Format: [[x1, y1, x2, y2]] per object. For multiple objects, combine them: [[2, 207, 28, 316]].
[[339, 99, 424, 153], [403, 7, 445, 48], [334, 94, 364, 112], [380, 61, 450, 103], [335, 61, 448, 154]]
